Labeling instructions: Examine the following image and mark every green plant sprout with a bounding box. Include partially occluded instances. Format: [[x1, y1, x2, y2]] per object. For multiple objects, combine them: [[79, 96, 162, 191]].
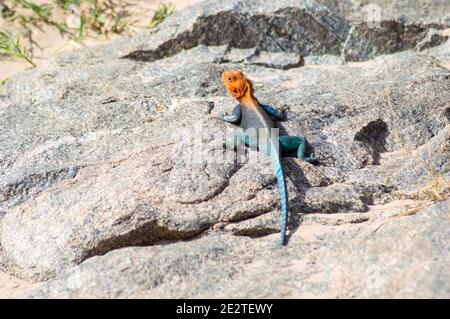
[[149, 3, 175, 28], [0, 31, 36, 66]]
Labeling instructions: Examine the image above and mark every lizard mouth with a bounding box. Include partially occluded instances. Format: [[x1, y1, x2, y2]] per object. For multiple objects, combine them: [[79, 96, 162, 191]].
[[231, 87, 244, 99]]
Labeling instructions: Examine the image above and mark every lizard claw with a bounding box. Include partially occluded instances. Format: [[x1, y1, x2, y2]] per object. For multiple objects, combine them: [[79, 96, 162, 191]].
[[208, 116, 223, 122], [279, 104, 290, 112], [278, 104, 289, 121]]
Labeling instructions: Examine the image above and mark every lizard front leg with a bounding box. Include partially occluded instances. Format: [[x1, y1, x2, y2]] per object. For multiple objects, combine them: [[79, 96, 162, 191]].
[[220, 104, 242, 123], [218, 104, 245, 150], [261, 104, 288, 121]]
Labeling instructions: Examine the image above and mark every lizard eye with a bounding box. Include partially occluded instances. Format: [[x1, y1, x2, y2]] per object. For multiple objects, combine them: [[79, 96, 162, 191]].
[[233, 88, 238, 93], [228, 77, 232, 81]]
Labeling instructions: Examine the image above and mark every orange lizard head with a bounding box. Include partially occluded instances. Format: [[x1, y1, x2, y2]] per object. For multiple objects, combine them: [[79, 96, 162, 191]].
[[222, 70, 255, 102]]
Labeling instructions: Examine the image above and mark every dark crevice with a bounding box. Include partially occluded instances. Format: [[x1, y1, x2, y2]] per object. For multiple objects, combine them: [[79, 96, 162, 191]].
[[232, 227, 279, 238], [226, 203, 277, 224], [123, 8, 344, 62], [444, 107, 450, 123], [84, 220, 208, 262], [82, 162, 258, 269], [249, 58, 305, 70], [122, 7, 446, 64], [354, 119, 389, 165], [343, 21, 446, 61]]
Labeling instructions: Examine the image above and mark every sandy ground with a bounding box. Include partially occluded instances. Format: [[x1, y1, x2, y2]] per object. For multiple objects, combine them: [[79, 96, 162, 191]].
[[0, 0, 202, 81], [0, 270, 40, 298]]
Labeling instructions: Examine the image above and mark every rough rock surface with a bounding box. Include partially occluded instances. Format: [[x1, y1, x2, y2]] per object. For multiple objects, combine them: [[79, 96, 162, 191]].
[[25, 200, 450, 298], [0, 0, 449, 297]]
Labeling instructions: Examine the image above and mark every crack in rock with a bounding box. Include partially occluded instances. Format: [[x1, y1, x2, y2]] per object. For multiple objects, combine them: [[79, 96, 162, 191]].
[[123, 3, 445, 64]]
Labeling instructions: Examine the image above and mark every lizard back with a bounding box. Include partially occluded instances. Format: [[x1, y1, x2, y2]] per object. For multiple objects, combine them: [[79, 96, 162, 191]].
[[239, 101, 276, 131]]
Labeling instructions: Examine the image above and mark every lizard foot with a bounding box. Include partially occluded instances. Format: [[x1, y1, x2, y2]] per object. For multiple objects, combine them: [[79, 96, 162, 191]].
[[300, 155, 317, 163]]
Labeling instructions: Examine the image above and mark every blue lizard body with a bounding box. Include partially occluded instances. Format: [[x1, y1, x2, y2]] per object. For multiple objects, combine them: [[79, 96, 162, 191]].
[[221, 70, 316, 245]]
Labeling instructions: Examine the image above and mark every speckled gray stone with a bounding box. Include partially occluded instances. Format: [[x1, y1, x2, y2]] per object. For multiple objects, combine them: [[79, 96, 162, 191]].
[[0, 0, 449, 296], [24, 200, 450, 298]]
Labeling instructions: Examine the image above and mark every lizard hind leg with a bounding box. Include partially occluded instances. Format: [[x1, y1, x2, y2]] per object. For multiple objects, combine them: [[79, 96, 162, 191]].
[[279, 136, 317, 163]]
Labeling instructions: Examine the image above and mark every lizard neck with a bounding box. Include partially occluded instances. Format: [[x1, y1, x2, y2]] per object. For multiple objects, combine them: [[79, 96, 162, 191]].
[[240, 92, 260, 107]]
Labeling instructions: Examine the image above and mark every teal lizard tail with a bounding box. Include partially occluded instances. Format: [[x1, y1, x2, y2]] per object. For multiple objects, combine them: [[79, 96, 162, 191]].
[[269, 142, 288, 245]]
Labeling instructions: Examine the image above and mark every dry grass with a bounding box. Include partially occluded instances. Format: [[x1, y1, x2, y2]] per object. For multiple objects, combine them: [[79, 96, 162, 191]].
[[67, 0, 133, 42], [418, 172, 450, 202], [399, 203, 429, 216], [0, 0, 145, 65], [0, 0, 179, 77]]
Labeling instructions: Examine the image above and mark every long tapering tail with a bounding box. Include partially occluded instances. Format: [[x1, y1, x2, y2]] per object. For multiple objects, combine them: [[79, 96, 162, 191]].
[[269, 143, 288, 245]]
